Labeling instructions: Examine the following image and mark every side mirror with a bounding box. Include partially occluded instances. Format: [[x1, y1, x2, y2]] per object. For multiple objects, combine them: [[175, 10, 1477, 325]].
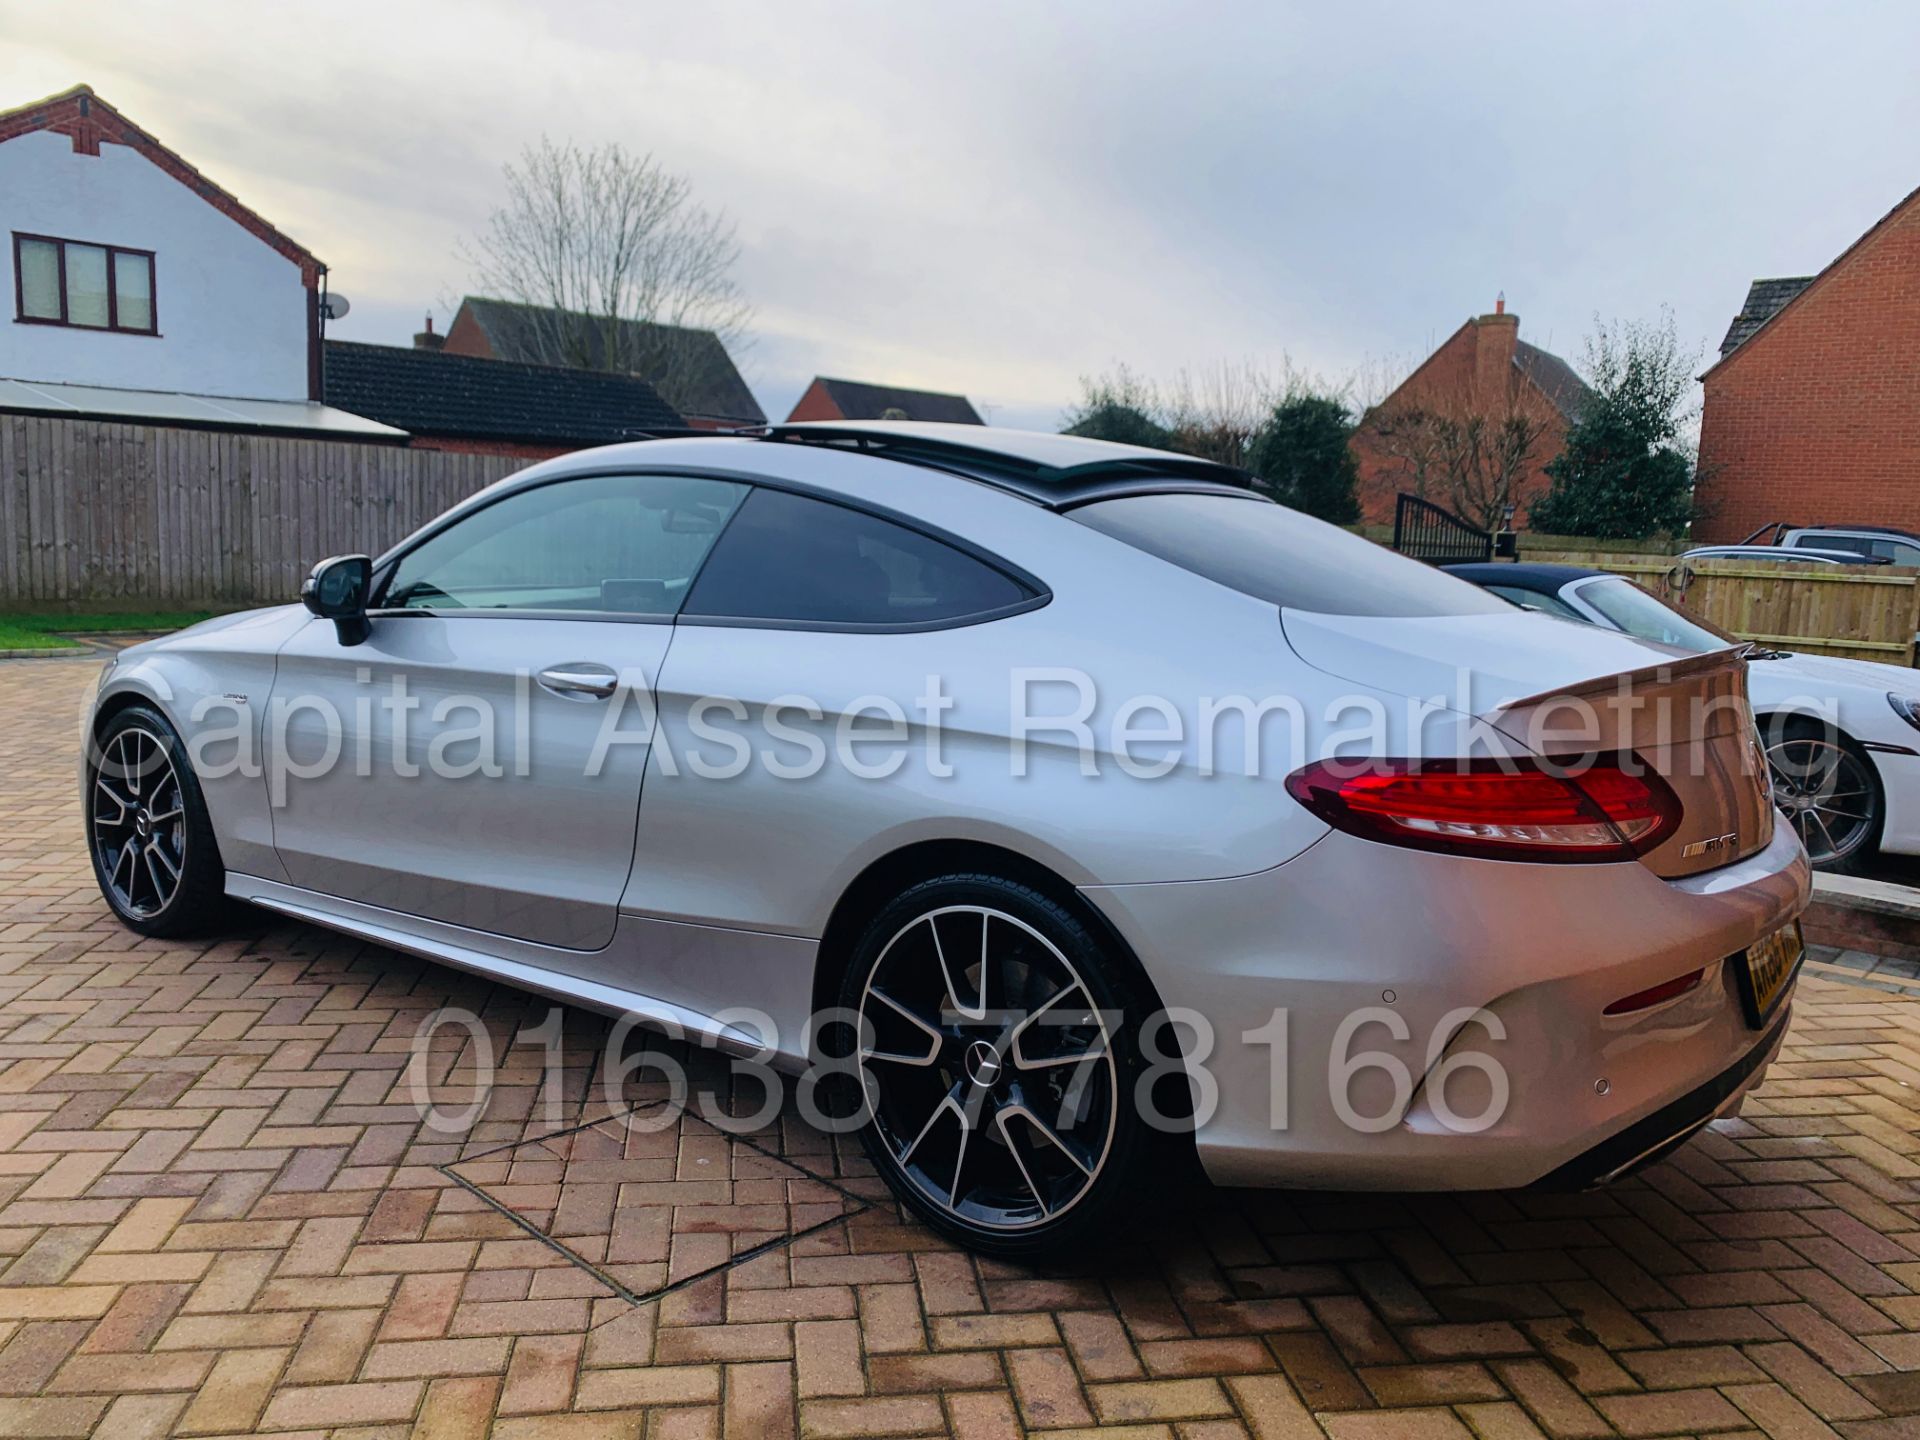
[[301, 554, 372, 646]]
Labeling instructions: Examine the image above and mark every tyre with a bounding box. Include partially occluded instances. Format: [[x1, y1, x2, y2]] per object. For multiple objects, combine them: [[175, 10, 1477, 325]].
[[836, 872, 1162, 1259], [86, 704, 230, 937], [1764, 716, 1883, 873]]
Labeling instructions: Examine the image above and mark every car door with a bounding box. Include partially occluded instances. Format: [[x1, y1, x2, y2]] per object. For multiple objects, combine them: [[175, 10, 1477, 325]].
[[622, 484, 1046, 952], [266, 470, 746, 951]]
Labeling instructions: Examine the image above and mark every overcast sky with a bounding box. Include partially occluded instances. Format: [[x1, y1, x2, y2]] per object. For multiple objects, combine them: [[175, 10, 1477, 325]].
[[5, 2, 1916, 428]]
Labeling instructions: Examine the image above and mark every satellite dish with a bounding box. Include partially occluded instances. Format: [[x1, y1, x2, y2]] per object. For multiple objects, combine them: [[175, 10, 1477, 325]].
[[320, 292, 351, 321]]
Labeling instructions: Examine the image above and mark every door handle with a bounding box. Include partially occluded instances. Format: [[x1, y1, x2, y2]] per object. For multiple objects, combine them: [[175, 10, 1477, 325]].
[[537, 664, 620, 700]]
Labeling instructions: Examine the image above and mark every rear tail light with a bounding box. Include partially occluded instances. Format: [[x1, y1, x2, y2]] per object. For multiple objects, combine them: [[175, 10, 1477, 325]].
[[1284, 754, 1682, 863]]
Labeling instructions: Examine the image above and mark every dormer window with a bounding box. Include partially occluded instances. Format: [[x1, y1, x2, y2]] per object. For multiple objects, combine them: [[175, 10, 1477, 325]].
[[13, 233, 157, 335]]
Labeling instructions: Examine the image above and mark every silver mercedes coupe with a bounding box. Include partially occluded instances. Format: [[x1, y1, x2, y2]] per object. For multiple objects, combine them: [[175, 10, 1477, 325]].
[[84, 423, 1808, 1255]]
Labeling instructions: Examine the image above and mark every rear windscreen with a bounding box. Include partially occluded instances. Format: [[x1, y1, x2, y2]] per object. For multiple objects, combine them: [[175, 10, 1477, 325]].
[[1070, 493, 1514, 617]]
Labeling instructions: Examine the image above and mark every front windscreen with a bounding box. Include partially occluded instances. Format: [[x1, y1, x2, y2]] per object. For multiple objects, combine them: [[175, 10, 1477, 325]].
[[1577, 576, 1736, 653]]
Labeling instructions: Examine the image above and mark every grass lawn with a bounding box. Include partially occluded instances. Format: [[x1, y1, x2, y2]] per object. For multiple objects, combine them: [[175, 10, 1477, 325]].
[[0, 610, 214, 650]]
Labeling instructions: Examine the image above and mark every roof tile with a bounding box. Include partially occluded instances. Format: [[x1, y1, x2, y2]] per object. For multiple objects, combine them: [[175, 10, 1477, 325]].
[[1512, 341, 1594, 423], [456, 297, 763, 425], [1718, 276, 1815, 357], [814, 377, 982, 424], [322, 341, 682, 446]]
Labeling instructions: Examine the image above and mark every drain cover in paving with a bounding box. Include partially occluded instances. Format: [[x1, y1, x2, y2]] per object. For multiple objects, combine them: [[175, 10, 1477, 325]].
[[448, 1102, 867, 1301]]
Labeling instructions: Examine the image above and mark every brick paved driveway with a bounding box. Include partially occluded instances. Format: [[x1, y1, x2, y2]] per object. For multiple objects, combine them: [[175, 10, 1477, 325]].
[[5, 653, 1920, 1439]]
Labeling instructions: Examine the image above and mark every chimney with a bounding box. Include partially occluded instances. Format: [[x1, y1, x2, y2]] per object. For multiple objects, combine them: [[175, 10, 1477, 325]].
[[413, 314, 445, 351], [1472, 293, 1518, 407]]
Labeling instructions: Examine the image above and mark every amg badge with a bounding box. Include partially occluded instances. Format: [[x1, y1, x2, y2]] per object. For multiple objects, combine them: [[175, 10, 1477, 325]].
[[1681, 832, 1738, 859]]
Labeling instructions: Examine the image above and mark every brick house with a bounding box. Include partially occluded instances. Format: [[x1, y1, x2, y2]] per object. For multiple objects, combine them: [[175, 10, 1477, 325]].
[[442, 296, 764, 431], [1349, 301, 1591, 527], [786, 376, 983, 424], [1693, 185, 1920, 542]]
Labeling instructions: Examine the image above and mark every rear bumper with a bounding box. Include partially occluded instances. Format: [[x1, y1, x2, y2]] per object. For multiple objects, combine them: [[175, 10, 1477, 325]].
[[1533, 1000, 1792, 1188], [1080, 818, 1810, 1190]]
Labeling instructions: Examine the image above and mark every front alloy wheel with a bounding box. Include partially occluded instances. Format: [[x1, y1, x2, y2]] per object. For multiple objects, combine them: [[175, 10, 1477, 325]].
[[87, 705, 229, 937], [842, 875, 1156, 1257], [92, 725, 188, 918], [1766, 730, 1881, 870]]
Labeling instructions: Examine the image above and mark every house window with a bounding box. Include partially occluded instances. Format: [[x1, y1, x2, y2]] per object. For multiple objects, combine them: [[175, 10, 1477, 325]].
[[13, 234, 157, 334]]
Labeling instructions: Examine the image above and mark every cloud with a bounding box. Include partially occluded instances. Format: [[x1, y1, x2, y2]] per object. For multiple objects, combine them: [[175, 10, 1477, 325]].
[[5, 0, 1916, 425]]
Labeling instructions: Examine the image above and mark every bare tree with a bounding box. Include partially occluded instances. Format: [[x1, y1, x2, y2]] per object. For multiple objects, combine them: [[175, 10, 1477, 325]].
[[1366, 403, 1450, 506], [462, 138, 752, 403], [1159, 360, 1278, 465], [1152, 357, 1355, 466], [1345, 353, 1417, 414], [1366, 394, 1553, 531]]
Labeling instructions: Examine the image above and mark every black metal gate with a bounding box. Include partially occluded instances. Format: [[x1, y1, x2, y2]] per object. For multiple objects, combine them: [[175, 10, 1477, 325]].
[[1392, 493, 1492, 566]]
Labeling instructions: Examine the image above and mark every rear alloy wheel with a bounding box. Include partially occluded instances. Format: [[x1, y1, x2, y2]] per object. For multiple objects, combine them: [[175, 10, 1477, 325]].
[[1766, 727, 1882, 871], [840, 875, 1155, 1257], [87, 706, 229, 937]]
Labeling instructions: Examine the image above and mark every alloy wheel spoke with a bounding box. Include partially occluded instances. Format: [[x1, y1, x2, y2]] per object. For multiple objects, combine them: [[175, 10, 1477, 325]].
[[1010, 981, 1106, 1070], [132, 843, 156, 909], [122, 732, 144, 797], [950, 1087, 995, 1206], [146, 841, 181, 882], [1013, 1037, 1108, 1071], [925, 913, 984, 1022], [1814, 805, 1871, 823], [977, 914, 993, 1018], [949, 1121, 970, 1206], [861, 987, 942, 1067], [1000, 1100, 1096, 1177], [94, 777, 135, 822], [896, 1088, 966, 1169], [109, 842, 135, 898], [994, 1106, 1051, 1218]]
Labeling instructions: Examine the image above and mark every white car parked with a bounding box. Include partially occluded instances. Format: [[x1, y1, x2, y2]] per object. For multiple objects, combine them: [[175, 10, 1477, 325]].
[[1451, 562, 1920, 871]]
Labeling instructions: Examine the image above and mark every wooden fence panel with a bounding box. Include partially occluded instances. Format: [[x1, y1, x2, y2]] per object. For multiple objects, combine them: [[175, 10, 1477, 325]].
[[1527, 550, 1920, 665], [13, 413, 1918, 666], [0, 415, 522, 609]]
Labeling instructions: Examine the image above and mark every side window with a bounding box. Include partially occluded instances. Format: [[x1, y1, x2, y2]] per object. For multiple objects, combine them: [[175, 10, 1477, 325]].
[[682, 487, 1034, 627], [1869, 539, 1920, 566], [382, 474, 745, 615]]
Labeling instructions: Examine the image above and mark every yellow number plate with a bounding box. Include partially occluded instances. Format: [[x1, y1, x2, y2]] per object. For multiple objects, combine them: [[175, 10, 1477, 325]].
[[1739, 920, 1804, 1028]]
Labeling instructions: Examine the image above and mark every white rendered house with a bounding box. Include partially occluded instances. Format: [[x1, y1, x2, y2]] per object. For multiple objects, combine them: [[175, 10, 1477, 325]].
[[0, 84, 395, 437]]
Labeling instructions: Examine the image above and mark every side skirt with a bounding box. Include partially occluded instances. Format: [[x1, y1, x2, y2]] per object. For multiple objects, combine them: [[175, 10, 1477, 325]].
[[227, 873, 793, 1066]]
